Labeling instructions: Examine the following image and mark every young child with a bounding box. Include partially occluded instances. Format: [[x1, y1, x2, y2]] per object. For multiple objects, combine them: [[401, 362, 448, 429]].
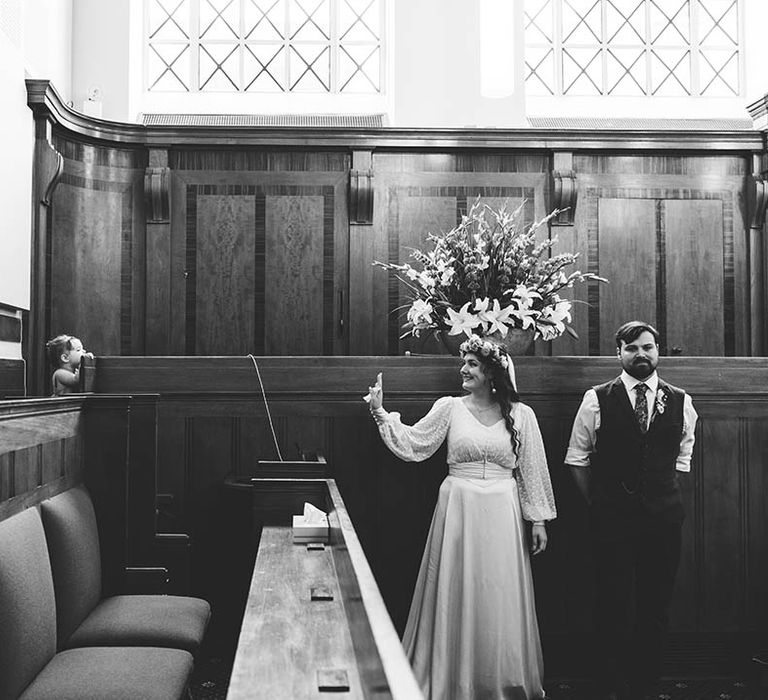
[[45, 334, 93, 396]]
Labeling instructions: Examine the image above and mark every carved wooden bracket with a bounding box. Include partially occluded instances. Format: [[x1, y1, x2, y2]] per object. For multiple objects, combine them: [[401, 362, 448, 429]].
[[349, 169, 374, 224], [551, 152, 576, 226], [34, 123, 64, 207], [145, 166, 171, 223], [751, 153, 768, 229]]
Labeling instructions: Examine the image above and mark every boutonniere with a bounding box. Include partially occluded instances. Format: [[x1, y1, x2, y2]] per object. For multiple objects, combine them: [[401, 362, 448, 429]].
[[655, 388, 668, 415]]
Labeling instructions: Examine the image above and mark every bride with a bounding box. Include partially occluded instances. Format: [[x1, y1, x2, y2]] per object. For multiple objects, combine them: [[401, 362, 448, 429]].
[[365, 335, 556, 700]]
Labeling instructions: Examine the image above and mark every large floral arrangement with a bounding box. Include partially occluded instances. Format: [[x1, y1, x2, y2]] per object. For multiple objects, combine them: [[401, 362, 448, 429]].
[[375, 198, 606, 342]]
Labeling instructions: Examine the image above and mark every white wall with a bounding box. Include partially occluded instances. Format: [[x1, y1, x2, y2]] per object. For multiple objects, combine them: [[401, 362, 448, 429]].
[[71, 0, 130, 120], [391, 0, 526, 128], [0, 0, 72, 317], [0, 0, 71, 359]]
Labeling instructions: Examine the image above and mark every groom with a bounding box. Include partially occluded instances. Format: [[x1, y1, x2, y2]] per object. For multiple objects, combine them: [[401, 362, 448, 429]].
[[565, 321, 698, 700]]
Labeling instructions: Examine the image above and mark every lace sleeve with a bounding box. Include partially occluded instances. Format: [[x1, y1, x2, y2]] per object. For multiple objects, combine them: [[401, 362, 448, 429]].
[[515, 404, 557, 522], [371, 396, 453, 462]]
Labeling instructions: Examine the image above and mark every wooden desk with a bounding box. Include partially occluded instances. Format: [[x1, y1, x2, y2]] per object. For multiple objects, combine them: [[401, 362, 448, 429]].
[[228, 478, 422, 699]]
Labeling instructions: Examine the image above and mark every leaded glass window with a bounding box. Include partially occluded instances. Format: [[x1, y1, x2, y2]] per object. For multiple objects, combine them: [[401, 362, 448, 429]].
[[525, 0, 742, 97], [146, 0, 384, 93]]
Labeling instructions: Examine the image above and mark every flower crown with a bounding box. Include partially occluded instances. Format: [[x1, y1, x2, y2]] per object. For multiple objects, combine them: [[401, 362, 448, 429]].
[[459, 334, 510, 370]]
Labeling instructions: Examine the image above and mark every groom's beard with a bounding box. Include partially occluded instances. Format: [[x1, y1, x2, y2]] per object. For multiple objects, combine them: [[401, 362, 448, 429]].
[[626, 357, 656, 379]]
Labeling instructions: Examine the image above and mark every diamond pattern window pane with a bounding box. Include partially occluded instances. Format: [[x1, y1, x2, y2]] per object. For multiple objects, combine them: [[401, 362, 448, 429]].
[[147, 0, 382, 94], [606, 0, 645, 44], [245, 0, 287, 40], [525, 47, 555, 95], [651, 48, 690, 94], [290, 44, 330, 90], [200, 0, 239, 39], [649, 1, 690, 44], [698, 0, 738, 45], [562, 0, 602, 43], [525, 0, 553, 43], [339, 45, 379, 92], [290, 0, 330, 41], [148, 43, 191, 90], [699, 48, 738, 95], [244, 44, 287, 90], [199, 43, 240, 90], [562, 47, 603, 94], [525, 0, 741, 97], [339, 0, 379, 42], [606, 47, 646, 94], [149, 0, 190, 40]]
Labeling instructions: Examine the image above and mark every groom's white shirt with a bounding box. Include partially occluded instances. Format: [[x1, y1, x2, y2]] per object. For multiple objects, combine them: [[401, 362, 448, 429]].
[[565, 370, 698, 472]]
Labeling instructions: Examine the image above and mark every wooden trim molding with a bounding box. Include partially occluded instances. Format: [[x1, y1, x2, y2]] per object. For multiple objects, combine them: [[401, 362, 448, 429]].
[[145, 166, 171, 223], [551, 152, 576, 226], [349, 168, 374, 224], [26, 80, 763, 151], [750, 152, 768, 355], [751, 153, 768, 229]]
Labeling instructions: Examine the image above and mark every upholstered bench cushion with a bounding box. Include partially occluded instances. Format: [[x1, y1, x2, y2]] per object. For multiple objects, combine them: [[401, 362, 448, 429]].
[[18, 646, 193, 700], [67, 594, 212, 654], [0, 508, 58, 700]]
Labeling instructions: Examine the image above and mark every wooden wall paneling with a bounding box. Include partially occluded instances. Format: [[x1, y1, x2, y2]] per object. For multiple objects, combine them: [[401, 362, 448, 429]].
[[576, 154, 750, 356], [674, 428, 701, 634], [0, 399, 85, 520], [238, 416, 283, 471], [265, 195, 325, 354], [700, 417, 744, 633], [746, 415, 768, 644], [197, 193, 257, 355], [83, 396, 131, 595], [171, 164, 348, 356], [390, 192, 456, 355], [596, 198, 657, 355], [48, 141, 146, 358], [664, 199, 725, 356]]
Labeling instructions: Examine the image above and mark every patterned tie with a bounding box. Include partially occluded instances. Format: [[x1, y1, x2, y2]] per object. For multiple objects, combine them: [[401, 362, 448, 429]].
[[634, 383, 649, 433]]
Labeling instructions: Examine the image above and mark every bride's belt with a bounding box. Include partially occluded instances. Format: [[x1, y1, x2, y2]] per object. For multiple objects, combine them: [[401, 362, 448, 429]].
[[449, 461, 514, 480]]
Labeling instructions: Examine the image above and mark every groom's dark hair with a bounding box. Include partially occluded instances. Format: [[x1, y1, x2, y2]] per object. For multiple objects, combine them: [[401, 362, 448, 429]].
[[615, 321, 659, 348]]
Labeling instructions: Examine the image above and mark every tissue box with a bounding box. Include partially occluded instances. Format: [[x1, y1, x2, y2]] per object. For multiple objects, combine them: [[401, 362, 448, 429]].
[[292, 515, 329, 543]]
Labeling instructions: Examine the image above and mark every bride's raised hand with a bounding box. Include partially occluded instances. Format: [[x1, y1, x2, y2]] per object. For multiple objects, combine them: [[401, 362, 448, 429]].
[[365, 372, 384, 410]]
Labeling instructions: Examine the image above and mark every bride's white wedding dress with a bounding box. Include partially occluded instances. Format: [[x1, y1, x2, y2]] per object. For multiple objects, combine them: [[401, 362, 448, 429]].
[[374, 396, 557, 700]]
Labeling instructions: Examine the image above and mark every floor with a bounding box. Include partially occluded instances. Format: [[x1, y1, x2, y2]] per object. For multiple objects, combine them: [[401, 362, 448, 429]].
[[189, 657, 767, 700]]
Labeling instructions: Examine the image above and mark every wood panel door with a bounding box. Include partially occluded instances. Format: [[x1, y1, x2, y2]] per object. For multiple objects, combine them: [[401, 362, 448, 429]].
[[171, 169, 349, 356], [585, 191, 738, 356]]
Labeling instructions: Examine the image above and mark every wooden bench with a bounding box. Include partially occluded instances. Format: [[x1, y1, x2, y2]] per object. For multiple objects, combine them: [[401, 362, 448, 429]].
[[227, 476, 422, 700]]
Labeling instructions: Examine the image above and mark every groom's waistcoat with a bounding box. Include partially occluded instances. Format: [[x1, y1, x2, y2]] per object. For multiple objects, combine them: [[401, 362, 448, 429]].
[[591, 376, 685, 520]]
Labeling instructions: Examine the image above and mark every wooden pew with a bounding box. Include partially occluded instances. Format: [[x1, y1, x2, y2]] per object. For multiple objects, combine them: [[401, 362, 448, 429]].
[[78, 355, 768, 674], [227, 477, 422, 699]]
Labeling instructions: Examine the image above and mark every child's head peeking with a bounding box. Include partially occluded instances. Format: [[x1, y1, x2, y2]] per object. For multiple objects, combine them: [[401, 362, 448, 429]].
[[46, 334, 86, 371]]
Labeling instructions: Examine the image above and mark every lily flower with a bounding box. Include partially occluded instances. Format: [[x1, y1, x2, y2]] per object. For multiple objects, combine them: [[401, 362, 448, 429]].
[[445, 302, 480, 336]]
